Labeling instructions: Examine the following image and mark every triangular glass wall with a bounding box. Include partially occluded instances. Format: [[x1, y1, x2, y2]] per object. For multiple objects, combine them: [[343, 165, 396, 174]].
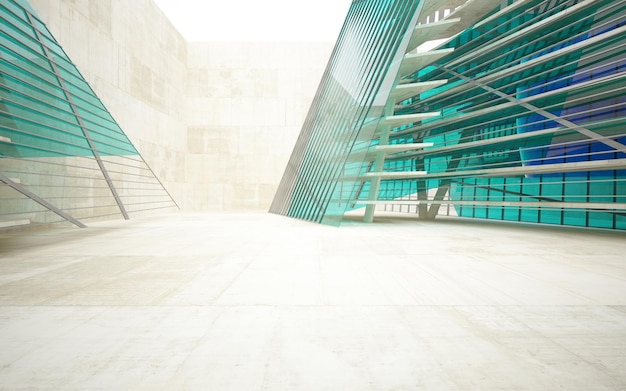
[[0, 0, 178, 229]]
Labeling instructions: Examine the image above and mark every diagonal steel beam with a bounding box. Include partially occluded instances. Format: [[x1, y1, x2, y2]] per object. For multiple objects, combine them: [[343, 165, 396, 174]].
[[439, 65, 626, 154], [0, 173, 86, 228]]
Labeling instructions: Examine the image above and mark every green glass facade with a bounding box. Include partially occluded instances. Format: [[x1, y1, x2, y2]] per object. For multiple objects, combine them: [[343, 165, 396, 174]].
[[272, 0, 626, 229], [270, 0, 425, 225], [0, 0, 177, 228]]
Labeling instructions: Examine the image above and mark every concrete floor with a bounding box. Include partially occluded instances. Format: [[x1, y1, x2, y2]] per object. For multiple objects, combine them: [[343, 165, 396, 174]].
[[0, 212, 625, 390]]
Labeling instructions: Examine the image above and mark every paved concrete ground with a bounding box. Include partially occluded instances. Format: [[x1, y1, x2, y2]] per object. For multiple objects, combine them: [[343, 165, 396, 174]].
[[0, 212, 625, 390]]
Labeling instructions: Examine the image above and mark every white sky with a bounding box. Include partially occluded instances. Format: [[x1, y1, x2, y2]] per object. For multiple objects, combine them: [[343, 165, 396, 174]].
[[152, 0, 352, 42]]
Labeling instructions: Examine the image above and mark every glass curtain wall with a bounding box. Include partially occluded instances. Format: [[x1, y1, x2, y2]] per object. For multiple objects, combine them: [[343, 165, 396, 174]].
[[270, 0, 424, 226], [0, 0, 178, 229], [272, 0, 626, 230]]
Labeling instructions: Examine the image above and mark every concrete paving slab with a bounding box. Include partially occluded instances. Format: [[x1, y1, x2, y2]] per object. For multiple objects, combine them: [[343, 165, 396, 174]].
[[0, 212, 625, 390]]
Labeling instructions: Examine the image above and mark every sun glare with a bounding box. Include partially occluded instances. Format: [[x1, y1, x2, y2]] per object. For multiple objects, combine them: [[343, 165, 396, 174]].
[[152, 0, 352, 42]]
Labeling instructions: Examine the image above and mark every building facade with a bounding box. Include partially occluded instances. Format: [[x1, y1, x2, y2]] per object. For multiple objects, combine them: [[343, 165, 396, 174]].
[[0, 0, 178, 228], [271, 0, 626, 230], [0, 0, 332, 228]]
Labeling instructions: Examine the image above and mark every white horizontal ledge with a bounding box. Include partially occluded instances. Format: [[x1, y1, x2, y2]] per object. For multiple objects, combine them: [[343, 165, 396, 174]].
[[0, 136, 12, 143], [398, 48, 455, 79], [361, 171, 428, 180], [390, 80, 448, 103], [373, 143, 434, 152], [392, 127, 568, 160], [354, 199, 626, 210], [432, 25, 626, 103], [447, 0, 600, 68], [352, 157, 626, 182], [420, 158, 626, 180], [392, 73, 620, 138], [360, 112, 441, 136], [381, 112, 440, 129]]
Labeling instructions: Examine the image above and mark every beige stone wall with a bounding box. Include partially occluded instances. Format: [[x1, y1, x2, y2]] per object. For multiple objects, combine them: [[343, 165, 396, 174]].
[[186, 42, 332, 210], [28, 0, 333, 212], [28, 0, 189, 208]]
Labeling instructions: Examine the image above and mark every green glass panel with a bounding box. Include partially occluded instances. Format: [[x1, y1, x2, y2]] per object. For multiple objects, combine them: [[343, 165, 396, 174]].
[[0, 0, 176, 227], [271, 0, 423, 226], [588, 210, 614, 230], [278, 0, 626, 230]]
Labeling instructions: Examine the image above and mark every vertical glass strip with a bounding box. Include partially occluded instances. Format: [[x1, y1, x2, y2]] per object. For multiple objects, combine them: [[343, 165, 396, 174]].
[[271, 0, 422, 226]]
